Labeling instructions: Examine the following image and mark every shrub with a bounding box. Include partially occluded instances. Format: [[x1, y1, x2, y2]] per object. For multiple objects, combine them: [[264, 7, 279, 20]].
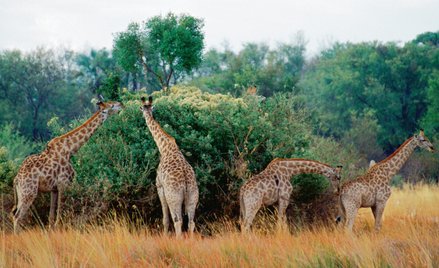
[[58, 86, 350, 225], [0, 147, 19, 193], [9, 86, 360, 228], [0, 123, 38, 195], [0, 123, 37, 162]]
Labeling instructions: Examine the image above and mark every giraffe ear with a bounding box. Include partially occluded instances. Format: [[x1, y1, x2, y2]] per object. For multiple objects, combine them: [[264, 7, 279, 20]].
[[148, 96, 153, 105], [420, 129, 425, 136]]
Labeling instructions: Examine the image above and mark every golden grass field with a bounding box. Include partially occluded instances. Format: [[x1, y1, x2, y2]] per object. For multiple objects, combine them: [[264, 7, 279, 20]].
[[1, 184, 439, 267]]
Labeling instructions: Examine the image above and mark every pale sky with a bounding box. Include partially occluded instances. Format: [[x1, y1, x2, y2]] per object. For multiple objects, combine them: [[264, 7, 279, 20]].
[[1, 0, 438, 55]]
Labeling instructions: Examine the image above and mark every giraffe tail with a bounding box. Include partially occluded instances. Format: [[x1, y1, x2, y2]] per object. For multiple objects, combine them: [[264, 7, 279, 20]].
[[184, 181, 189, 215], [10, 178, 18, 218], [239, 190, 245, 227], [335, 193, 345, 225]]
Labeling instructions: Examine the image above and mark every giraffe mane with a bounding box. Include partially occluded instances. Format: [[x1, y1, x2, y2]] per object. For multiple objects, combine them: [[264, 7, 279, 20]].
[[267, 158, 332, 169], [155, 123, 175, 140], [377, 136, 414, 165], [47, 110, 101, 147]]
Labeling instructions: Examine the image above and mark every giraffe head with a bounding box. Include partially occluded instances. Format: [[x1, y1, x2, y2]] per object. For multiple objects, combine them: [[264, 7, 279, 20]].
[[413, 129, 434, 152], [140, 96, 154, 117], [96, 95, 124, 116], [326, 165, 343, 193]]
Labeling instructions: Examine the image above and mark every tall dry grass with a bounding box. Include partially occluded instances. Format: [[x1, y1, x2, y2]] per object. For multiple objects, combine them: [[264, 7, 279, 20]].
[[1, 184, 439, 267]]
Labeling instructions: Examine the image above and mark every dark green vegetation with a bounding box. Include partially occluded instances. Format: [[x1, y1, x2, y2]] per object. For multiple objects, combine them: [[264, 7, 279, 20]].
[[0, 12, 437, 227], [113, 13, 204, 91]]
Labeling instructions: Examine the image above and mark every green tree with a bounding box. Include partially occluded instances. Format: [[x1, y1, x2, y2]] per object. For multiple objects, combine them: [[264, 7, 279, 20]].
[[3, 48, 64, 139], [300, 41, 437, 152], [98, 73, 122, 101], [422, 70, 439, 137], [113, 13, 205, 90], [413, 31, 439, 47], [0, 48, 97, 140], [190, 37, 306, 97], [76, 49, 118, 93]]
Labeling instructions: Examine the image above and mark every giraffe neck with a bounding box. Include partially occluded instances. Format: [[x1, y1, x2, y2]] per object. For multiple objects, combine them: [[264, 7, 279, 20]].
[[270, 158, 333, 178], [143, 113, 176, 155], [48, 110, 108, 156], [376, 137, 417, 180]]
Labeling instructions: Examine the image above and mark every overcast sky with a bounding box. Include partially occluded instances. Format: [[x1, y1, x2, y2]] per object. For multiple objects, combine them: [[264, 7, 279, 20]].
[[1, 0, 438, 55]]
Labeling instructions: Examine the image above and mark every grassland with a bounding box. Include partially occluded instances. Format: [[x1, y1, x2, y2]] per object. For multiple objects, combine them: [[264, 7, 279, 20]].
[[1, 184, 439, 267]]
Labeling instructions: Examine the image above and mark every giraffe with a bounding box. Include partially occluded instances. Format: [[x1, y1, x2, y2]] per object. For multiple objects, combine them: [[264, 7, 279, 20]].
[[336, 130, 434, 231], [140, 96, 198, 237], [12, 99, 123, 233], [239, 158, 343, 232]]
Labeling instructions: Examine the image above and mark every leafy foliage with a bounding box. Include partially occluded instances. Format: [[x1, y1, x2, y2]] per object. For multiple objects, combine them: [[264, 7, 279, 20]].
[[113, 13, 204, 90], [0, 48, 96, 140], [191, 36, 306, 97], [57, 86, 351, 223], [0, 147, 19, 193], [0, 124, 37, 161], [0, 124, 37, 193], [300, 41, 438, 154]]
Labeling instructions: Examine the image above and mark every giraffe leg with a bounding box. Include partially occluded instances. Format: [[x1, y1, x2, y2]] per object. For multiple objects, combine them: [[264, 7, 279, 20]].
[[277, 197, 289, 230], [54, 189, 64, 227], [344, 206, 358, 232], [49, 189, 58, 228], [54, 170, 73, 228], [13, 188, 37, 234], [166, 189, 184, 238], [185, 186, 199, 236], [157, 185, 170, 234], [168, 203, 183, 238], [341, 197, 358, 231], [372, 202, 387, 232], [242, 201, 261, 233]]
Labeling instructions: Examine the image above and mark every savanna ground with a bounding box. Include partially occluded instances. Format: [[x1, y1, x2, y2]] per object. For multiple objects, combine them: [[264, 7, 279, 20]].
[[1, 184, 438, 267]]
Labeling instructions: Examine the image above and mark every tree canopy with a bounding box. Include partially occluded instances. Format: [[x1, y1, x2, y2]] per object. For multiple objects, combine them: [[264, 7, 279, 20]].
[[113, 13, 204, 91]]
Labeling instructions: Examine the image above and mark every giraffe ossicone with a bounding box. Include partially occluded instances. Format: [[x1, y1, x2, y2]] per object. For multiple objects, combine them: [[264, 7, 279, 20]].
[[12, 100, 123, 233]]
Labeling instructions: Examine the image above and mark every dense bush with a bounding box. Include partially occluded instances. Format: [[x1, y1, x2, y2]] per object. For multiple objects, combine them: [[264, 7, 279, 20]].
[[48, 86, 356, 225], [0, 124, 38, 192], [0, 147, 18, 194], [0, 86, 361, 228]]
